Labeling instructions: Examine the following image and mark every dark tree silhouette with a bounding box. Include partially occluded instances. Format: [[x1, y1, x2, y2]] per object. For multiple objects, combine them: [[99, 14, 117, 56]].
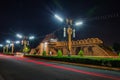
[[113, 43, 120, 54]]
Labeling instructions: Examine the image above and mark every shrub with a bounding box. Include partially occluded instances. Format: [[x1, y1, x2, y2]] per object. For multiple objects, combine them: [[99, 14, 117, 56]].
[[23, 46, 30, 53], [119, 52, 120, 57], [78, 50, 84, 56], [24, 55, 120, 67], [42, 51, 46, 56], [57, 50, 62, 57]]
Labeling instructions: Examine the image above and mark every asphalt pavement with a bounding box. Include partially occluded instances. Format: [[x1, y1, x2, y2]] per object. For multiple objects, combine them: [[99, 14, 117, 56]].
[[0, 54, 120, 80]]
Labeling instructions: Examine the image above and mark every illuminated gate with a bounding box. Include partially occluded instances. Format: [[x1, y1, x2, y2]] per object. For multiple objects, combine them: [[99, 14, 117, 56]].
[[30, 37, 117, 56]]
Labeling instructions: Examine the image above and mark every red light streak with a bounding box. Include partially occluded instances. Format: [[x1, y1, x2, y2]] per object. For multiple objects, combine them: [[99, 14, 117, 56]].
[[24, 59, 120, 80], [0, 54, 120, 80]]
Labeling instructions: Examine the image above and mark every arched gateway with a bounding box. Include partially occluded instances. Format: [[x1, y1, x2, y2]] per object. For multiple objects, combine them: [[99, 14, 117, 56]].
[[30, 37, 117, 56]]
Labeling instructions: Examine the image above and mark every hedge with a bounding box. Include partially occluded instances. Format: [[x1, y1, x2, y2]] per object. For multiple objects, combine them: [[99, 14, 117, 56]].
[[24, 55, 120, 67]]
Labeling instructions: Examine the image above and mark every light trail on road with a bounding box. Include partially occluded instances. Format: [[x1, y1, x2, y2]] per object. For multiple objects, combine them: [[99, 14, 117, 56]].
[[0, 54, 120, 80]]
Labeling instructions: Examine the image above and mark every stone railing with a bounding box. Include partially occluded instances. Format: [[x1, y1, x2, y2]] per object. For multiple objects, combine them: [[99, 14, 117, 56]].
[[54, 38, 103, 47]]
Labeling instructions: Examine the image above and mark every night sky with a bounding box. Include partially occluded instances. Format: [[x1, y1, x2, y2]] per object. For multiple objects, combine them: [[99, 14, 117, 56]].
[[0, 0, 120, 47]]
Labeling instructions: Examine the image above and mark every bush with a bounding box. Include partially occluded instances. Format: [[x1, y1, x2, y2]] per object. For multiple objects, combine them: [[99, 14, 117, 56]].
[[24, 55, 120, 68], [23, 46, 30, 53], [57, 50, 62, 57], [42, 51, 46, 56], [78, 50, 84, 56], [119, 52, 120, 57]]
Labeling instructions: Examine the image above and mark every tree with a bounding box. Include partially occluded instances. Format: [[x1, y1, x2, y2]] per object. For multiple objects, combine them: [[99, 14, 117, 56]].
[[57, 50, 62, 57], [119, 52, 120, 57], [78, 50, 84, 56], [23, 46, 30, 53], [113, 43, 120, 54], [42, 51, 46, 56]]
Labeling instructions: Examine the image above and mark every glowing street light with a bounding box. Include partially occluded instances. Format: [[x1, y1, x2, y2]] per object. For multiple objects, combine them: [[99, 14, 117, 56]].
[[16, 33, 35, 53], [6, 40, 11, 44], [0, 44, 4, 53], [16, 34, 35, 40], [5, 40, 11, 53], [16, 34, 23, 39], [75, 21, 83, 26], [54, 14, 64, 22], [54, 14, 83, 26], [0, 44, 3, 47], [15, 41, 20, 44], [6, 40, 14, 54], [29, 36, 35, 40], [54, 14, 83, 56], [0, 44, 6, 53], [5, 40, 20, 54], [10, 43, 14, 46]]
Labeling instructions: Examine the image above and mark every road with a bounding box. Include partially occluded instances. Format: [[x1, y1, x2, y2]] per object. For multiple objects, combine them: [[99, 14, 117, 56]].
[[0, 54, 120, 80]]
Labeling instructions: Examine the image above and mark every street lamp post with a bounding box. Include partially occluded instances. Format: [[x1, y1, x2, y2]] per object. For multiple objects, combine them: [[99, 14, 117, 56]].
[[0, 44, 4, 53], [66, 19, 73, 56], [54, 14, 83, 56], [6, 40, 20, 54], [21, 36, 29, 53], [6, 40, 11, 53], [0, 44, 8, 53], [22, 38, 28, 52], [6, 45, 9, 53], [3, 46, 5, 53], [11, 41, 14, 54], [16, 34, 35, 53]]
